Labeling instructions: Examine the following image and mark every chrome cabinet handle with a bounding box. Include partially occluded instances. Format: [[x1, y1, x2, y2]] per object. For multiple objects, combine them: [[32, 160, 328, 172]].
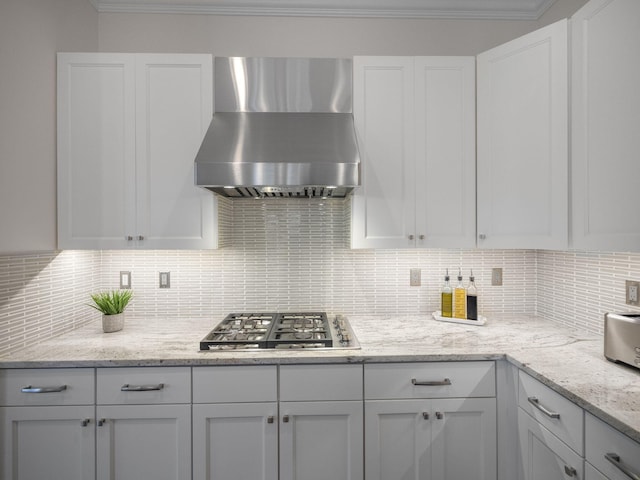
[[121, 383, 164, 392], [126, 236, 133, 241], [527, 396, 560, 419], [479, 233, 486, 240], [435, 412, 444, 420], [411, 378, 452, 386], [267, 416, 274, 424], [419, 234, 425, 240], [422, 412, 429, 420], [564, 465, 577, 477], [98, 418, 107, 426], [81, 419, 91, 427], [21, 385, 67, 393], [282, 415, 290, 423], [137, 235, 145, 241], [606, 453, 640, 480], [408, 234, 415, 240]]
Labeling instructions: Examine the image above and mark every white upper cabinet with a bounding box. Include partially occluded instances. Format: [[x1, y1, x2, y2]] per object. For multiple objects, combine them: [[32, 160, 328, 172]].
[[352, 56, 476, 249], [57, 53, 216, 250], [477, 19, 569, 250], [571, 0, 640, 252]]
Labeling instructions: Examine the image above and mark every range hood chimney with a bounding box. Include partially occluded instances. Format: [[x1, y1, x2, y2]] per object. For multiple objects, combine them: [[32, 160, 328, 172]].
[[194, 57, 360, 198]]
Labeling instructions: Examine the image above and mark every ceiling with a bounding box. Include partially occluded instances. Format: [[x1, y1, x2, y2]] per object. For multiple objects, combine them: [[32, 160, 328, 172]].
[[89, 0, 558, 20]]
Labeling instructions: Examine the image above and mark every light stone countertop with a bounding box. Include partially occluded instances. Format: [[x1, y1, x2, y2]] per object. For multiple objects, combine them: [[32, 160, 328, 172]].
[[1, 313, 639, 443]]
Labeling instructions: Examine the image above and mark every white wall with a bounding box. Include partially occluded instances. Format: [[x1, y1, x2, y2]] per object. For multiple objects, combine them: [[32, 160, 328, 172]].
[[0, 0, 98, 253], [97, 0, 587, 56]]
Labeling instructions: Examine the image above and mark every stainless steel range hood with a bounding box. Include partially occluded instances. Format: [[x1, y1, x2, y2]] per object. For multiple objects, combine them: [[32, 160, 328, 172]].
[[194, 57, 360, 198]]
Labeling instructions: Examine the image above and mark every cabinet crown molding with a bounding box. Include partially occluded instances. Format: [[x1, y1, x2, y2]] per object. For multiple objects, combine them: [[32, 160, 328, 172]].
[[90, 0, 557, 20]]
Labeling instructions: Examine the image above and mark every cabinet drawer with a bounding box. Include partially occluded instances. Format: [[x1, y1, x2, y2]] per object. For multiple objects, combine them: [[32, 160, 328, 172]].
[[280, 364, 363, 401], [518, 371, 583, 455], [586, 412, 640, 480], [0, 368, 94, 406], [364, 361, 495, 399], [97, 367, 190, 404], [193, 365, 277, 403]]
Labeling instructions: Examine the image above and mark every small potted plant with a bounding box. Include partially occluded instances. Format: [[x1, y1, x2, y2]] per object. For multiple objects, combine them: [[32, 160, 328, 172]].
[[88, 290, 133, 333]]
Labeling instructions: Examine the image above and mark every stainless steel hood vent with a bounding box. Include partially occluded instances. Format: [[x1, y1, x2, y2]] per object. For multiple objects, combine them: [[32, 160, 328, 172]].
[[194, 57, 360, 198]]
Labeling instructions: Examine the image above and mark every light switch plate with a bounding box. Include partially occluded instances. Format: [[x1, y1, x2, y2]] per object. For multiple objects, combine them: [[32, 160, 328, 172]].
[[410, 268, 421, 287], [159, 272, 171, 289], [491, 268, 503, 286], [120, 271, 131, 289]]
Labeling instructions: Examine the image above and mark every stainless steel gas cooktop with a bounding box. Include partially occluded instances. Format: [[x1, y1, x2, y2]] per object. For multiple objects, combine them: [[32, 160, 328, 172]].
[[199, 312, 359, 351]]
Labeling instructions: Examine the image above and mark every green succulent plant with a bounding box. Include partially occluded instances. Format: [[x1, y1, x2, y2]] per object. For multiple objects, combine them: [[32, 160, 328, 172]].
[[88, 290, 133, 315]]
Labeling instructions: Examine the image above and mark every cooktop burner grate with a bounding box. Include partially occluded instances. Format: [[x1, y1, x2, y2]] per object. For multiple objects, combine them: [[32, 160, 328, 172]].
[[199, 312, 357, 351]]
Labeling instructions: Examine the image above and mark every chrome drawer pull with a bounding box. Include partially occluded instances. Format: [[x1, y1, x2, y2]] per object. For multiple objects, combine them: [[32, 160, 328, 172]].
[[98, 418, 107, 426], [564, 465, 577, 477], [81, 419, 91, 427], [121, 383, 164, 392], [527, 396, 560, 419], [283, 415, 290, 423], [21, 385, 67, 394], [267, 416, 274, 424], [606, 453, 640, 480], [411, 378, 452, 386], [422, 412, 429, 420], [435, 412, 444, 420]]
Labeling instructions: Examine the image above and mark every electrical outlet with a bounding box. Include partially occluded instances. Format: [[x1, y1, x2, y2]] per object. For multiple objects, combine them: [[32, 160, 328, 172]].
[[410, 268, 421, 287], [159, 272, 171, 289], [626, 280, 639, 306], [491, 268, 503, 286], [120, 271, 131, 289]]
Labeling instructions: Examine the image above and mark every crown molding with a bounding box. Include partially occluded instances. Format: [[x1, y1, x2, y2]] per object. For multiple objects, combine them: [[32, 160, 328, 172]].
[[94, 0, 557, 20]]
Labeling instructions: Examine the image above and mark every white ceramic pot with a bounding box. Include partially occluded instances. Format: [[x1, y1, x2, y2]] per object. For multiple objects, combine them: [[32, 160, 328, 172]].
[[102, 312, 124, 333]]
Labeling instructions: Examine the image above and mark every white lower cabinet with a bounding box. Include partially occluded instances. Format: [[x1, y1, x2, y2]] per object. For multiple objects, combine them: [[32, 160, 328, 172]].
[[518, 408, 584, 480], [96, 367, 192, 480], [193, 364, 364, 480], [585, 412, 640, 480], [517, 371, 584, 480], [280, 400, 363, 480], [364, 362, 497, 480], [0, 368, 96, 480], [193, 402, 278, 480], [193, 366, 279, 480], [0, 405, 96, 480], [96, 404, 191, 480], [365, 397, 496, 480]]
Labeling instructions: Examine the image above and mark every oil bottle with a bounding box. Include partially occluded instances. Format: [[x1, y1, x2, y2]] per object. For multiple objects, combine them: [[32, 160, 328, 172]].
[[454, 268, 466, 319], [467, 270, 478, 320], [441, 269, 453, 318]]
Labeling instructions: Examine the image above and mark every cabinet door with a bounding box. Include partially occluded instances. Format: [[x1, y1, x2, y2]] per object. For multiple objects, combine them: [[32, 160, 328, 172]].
[[57, 53, 136, 249], [96, 404, 191, 480], [280, 400, 363, 480], [135, 54, 216, 249], [193, 402, 278, 480], [0, 406, 95, 480], [585, 463, 609, 480], [431, 398, 497, 480], [414, 57, 476, 249], [518, 408, 584, 480], [571, 0, 640, 252], [477, 20, 568, 249], [352, 57, 415, 249], [364, 399, 431, 480]]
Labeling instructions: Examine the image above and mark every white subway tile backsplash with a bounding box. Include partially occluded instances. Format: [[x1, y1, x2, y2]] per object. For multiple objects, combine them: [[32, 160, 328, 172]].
[[2, 199, 640, 356]]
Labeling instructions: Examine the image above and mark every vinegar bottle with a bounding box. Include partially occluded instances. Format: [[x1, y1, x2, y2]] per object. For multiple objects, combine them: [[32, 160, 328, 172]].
[[467, 270, 478, 320], [454, 268, 466, 319], [441, 269, 453, 318]]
